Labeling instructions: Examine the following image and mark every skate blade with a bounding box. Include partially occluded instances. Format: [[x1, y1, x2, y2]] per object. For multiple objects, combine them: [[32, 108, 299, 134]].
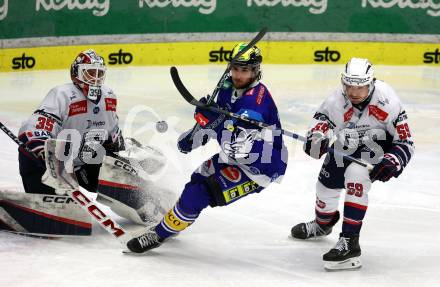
[[324, 257, 362, 271], [122, 249, 145, 256], [122, 249, 159, 256]]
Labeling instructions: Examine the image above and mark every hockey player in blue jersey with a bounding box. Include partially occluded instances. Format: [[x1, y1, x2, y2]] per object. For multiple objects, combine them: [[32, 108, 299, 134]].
[[126, 43, 288, 253]]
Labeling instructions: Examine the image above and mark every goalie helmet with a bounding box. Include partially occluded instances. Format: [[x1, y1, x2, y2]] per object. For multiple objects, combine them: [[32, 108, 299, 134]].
[[70, 49, 106, 101], [229, 43, 263, 82], [341, 58, 375, 96]]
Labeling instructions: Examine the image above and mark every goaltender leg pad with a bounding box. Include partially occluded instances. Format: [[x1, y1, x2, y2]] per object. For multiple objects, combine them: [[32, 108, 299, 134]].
[[42, 139, 79, 194], [0, 190, 91, 236], [97, 155, 175, 225]]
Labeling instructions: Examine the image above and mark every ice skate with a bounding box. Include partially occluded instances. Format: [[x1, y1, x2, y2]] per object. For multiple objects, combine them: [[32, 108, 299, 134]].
[[125, 228, 164, 254], [323, 233, 362, 271], [291, 211, 339, 239]]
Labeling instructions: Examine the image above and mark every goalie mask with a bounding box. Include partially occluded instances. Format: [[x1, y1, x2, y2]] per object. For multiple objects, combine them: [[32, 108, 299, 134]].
[[229, 43, 263, 85], [341, 58, 375, 99], [71, 49, 107, 101]]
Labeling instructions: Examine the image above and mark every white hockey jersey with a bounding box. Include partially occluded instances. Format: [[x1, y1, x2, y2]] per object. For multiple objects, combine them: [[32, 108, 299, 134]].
[[308, 80, 414, 167], [19, 83, 121, 167]]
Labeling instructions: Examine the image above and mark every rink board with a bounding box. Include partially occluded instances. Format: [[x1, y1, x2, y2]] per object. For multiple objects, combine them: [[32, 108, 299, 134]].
[[0, 41, 439, 72]]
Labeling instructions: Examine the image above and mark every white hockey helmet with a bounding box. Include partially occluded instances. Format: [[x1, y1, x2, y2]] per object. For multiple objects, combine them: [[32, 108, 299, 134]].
[[71, 49, 106, 101], [341, 58, 374, 87]]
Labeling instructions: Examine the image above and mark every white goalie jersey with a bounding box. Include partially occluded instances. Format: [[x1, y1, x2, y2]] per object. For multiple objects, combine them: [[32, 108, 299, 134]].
[[309, 80, 414, 167], [19, 83, 122, 167]]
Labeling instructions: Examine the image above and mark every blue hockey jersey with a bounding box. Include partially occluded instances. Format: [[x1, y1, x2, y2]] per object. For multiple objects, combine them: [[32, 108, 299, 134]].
[[213, 77, 288, 187]]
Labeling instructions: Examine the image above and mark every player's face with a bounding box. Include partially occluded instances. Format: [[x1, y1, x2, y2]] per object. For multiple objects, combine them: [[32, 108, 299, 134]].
[[80, 65, 106, 86], [345, 85, 369, 105], [231, 65, 253, 89]]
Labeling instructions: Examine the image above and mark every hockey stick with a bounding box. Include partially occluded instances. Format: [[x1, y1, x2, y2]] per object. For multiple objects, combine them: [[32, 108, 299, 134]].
[[0, 121, 129, 244], [170, 67, 374, 171], [189, 27, 268, 140]]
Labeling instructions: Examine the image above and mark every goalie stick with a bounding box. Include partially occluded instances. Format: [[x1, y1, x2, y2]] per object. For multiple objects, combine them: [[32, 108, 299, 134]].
[[169, 67, 374, 171], [189, 27, 268, 140], [0, 121, 129, 244]]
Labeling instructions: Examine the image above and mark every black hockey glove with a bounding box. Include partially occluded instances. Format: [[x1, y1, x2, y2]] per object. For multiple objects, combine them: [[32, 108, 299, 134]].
[[194, 97, 226, 131], [303, 131, 329, 159], [369, 153, 402, 182], [177, 128, 211, 154], [103, 128, 125, 153], [18, 132, 47, 164]]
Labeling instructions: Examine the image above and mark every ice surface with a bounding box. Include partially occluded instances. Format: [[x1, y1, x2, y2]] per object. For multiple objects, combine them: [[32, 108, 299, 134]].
[[0, 65, 439, 286]]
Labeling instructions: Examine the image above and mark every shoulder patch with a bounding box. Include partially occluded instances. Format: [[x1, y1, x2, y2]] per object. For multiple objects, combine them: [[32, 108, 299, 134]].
[[68, 100, 87, 116], [105, 98, 117, 112], [344, 107, 354, 122], [256, 85, 266, 105], [245, 88, 255, 96], [368, 105, 388, 121]]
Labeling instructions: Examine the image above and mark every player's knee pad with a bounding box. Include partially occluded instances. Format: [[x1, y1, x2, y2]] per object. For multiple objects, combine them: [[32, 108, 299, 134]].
[[315, 181, 341, 213], [343, 163, 371, 206]]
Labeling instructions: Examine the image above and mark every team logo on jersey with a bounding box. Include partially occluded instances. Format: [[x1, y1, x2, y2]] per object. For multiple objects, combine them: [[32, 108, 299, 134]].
[[105, 98, 117, 111], [368, 105, 388, 121], [93, 106, 100, 114], [68, 100, 87, 116], [220, 166, 242, 183]]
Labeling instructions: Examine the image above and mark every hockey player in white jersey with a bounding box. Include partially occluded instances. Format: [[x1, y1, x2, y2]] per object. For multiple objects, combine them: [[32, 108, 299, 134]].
[[291, 58, 414, 270], [18, 49, 124, 195], [12, 49, 172, 232]]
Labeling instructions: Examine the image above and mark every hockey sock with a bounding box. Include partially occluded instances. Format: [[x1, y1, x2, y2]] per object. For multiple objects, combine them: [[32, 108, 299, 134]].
[[315, 209, 338, 227], [342, 202, 367, 235], [155, 180, 212, 239], [155, 202, 199, 239]]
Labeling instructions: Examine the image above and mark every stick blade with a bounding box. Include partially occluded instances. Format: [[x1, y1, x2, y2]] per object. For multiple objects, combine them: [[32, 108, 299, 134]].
[[170, 66, 203, 107]]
